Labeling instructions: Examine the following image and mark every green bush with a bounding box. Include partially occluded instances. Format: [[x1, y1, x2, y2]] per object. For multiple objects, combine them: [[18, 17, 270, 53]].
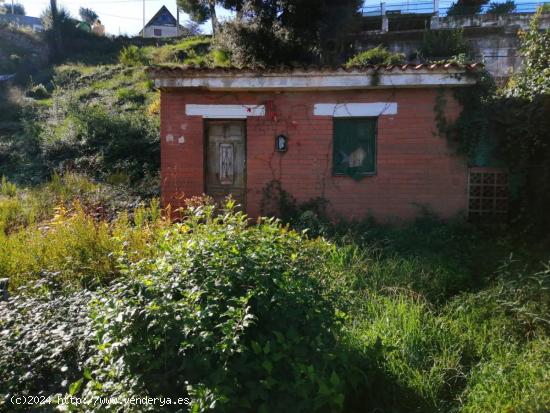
[[25, 83, 50, 100], [119, 45, 149, 66], [81, 201, 358, 412], [419, 29, 469, 60], [211, 48, 231, 66], [52, 66, 82, 87], [115, 87, 146, 104], [346, 46, 405, 66], [445, 11, 550, 233]]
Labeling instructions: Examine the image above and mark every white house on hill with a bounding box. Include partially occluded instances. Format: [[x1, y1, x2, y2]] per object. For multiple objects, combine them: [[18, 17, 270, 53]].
[[141, 5, 178, 38]]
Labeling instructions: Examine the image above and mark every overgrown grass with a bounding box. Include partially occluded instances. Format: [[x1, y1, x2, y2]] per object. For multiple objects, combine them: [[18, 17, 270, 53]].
[[1, 30, 217, 191], [346, 46, 405, 66], [460, 338, 549, 412], [345, 262, 550, 412], [1, 30, 203, 190], [0, 183, 548, 412], [283, 209, 550, 412], [1, 63, 160, 188]]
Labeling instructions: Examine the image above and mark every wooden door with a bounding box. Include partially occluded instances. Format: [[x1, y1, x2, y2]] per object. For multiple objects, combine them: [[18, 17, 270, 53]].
[[205, 120, 246, 207]]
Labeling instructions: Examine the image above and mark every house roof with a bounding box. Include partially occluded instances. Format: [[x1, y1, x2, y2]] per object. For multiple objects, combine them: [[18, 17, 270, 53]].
[[145, 5, 177, 28], [0, 14, 43, 28], [147, 63, 483, 91]]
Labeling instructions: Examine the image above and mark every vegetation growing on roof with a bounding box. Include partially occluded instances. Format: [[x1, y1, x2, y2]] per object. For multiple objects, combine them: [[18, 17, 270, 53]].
[[346, 46, 405, 67]]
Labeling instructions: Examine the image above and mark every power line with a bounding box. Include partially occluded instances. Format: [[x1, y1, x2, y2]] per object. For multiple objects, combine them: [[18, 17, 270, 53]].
[[100, 11, 143, 21], [59, 0, 162, 4]]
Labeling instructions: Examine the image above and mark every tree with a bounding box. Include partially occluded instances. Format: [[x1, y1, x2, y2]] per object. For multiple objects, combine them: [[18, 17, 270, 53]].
[[506, 8, 550, 99], [48, 0, 63, 61], [177, 0, 218, 34], [180, 20, 202, 36], [217, 0, 362, 66], [447, 0, 488, 15], [177, 0, 246, 34], [0, 3, 26, 15], [79, 7, 98, 24]]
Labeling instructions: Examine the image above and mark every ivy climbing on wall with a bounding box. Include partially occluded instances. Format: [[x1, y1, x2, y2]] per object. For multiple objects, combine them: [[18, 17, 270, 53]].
[[437, 8, 550, 233]]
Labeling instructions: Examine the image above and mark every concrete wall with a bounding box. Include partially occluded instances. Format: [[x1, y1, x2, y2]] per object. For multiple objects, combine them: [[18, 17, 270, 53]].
[[160, 88, 468, 221], [357, 12, 550, 79], [356, 26, 521, 79]]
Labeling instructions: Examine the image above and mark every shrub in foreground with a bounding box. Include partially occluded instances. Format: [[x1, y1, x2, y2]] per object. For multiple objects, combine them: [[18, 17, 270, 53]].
[[80, 202, 357, 412], [0, 279, 96, 411]]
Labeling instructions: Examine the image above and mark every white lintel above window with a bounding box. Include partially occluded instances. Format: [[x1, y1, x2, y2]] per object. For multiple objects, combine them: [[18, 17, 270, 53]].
[[313, 103, 397, 117], [185, 104, 265, 118]]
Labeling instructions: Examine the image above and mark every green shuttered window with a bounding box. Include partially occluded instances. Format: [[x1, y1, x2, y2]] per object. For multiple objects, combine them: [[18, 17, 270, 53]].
[[333, 118, 377, 178]]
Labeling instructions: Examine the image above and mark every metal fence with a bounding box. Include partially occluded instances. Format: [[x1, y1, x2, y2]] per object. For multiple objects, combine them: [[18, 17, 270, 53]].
[[361, 0, 550, 17]]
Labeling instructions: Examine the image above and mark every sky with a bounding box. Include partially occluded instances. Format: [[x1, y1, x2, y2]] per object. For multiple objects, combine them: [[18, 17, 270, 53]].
[[11, 0, 234, 36], [8, 0, 532, 36]]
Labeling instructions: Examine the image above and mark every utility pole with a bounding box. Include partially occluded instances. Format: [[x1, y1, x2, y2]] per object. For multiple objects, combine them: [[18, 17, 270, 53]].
[[176, 1, 180, 37], [142, 0, 145, 38], [11, 0, 14, 14]]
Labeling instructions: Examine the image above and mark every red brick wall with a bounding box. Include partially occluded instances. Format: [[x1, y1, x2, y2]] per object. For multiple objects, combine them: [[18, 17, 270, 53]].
[[160, 88, 467, 221]]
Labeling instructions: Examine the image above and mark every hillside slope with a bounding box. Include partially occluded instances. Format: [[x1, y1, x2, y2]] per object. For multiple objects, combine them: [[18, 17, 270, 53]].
[[0, 32, 218, 193]]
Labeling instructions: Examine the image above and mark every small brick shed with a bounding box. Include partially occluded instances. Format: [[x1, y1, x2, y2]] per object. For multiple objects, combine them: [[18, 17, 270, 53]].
[[148, 64, 482, 221]]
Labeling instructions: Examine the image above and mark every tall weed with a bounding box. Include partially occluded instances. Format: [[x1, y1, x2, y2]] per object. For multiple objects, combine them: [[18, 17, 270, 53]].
[[0, 198, 168, 291]]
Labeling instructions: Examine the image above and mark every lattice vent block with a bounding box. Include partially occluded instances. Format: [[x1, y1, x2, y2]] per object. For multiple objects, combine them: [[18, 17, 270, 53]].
[[468, 168, 508, 219]]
